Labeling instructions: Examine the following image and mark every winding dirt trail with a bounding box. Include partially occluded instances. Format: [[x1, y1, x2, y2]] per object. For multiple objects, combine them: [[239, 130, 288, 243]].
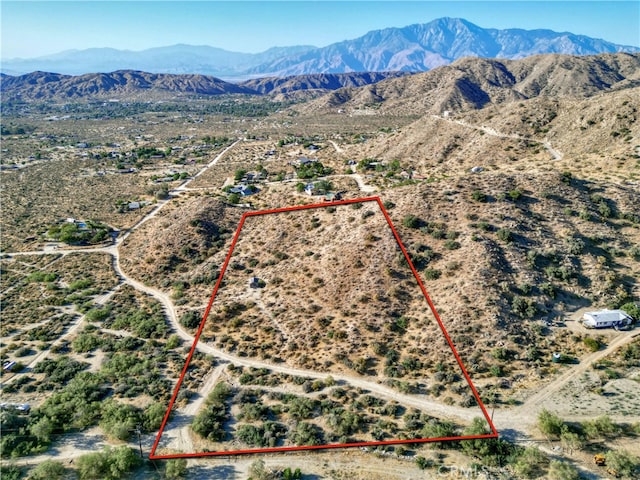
[[329, 140, 345, 154], [432, 115, 564, 161]]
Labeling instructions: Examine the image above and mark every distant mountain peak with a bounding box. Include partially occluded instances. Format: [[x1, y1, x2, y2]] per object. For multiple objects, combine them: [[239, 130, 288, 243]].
[[1, 18, 638, 77]]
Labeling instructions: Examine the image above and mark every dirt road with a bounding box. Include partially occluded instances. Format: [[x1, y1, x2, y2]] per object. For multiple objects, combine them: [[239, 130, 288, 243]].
[[432, 115, 564, 161], [4, 133, 638, 477]]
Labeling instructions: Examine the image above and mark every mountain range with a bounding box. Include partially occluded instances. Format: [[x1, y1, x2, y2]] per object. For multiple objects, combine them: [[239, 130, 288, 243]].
[[299, 52, 640, 116], [0, 70, 410, 101], [3, 53, 638, 110], [2, 18, 638, 77]]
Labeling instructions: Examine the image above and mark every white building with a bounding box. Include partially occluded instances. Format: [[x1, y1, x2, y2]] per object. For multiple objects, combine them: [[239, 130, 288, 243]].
[[582, 309, 633, 329]]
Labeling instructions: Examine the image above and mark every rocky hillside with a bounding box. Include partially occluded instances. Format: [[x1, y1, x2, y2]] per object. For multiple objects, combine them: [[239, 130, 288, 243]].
[[0, 70, 253, 101], [240, 71, 410, 95], [297, 53, 640, 115], [0, 70, 408, 101]]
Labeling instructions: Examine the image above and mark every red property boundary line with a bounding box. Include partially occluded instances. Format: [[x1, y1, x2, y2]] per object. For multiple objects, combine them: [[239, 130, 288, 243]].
[[149, 196, 498, 460]]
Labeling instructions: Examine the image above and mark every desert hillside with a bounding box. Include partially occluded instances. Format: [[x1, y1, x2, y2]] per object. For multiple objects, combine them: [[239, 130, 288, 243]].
[[297, 53, 640, 116], [1, 51, 639, 479]]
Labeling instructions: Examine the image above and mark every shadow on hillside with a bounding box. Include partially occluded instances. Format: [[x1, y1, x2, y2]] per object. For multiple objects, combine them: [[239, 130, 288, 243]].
[[484, 239, 514, 275], [546, 290, 591, 320]]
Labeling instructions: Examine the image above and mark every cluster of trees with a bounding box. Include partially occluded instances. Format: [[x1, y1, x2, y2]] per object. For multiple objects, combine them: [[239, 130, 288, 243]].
[[0, 367, 166, 458], [75, 446, 142, 480], [191, 382, 232, 442], [290, 421, 324, 446], [101, 302, 168, 339], [101, 351, 171, 399], [195, 100, 292, 117], [0, 123, 36, 135], [33, 356, 88, 386], [537, 410, 639, 477], [237, 421, 286, 448], [357, 158, 404, 177], [132, 146, 165, 159], [202, 135, 230, 145], [47, 220, 112, 245], [296, 161, 332, 179], [26, 271, 58, 283]]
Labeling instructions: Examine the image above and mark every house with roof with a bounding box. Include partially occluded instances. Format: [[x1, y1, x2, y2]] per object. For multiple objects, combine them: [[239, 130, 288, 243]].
[[582, 309, 633, 329], [229, 184, 258, 196], [297, 157, 317, 166], [304, 183, 316, 196]]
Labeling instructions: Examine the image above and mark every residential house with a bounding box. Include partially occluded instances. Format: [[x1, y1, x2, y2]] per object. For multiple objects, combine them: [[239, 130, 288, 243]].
[[582, 309, 633, 329], [297, 157, 317, 166]]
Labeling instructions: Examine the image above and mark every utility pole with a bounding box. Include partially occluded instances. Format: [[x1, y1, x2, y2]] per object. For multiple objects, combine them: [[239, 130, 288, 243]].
[[136, 424, 143, 459]]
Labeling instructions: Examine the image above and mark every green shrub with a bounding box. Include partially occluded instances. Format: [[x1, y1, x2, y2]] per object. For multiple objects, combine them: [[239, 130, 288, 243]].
[[496, 228, 513, 243], [512, 296, 537, 318], [548, 460, 580, 480], [402, 215, 422, 229], [290, 422, 323, 446], [583, 415, 618, 439], [85, 307, 110, 322], [164, 458, 188, 479], [508, 189, 522, 201], [99, 400, 143, 441], [579, 209, 591, 221], [191, 403, 227, 441], [540, 282, 555, 298], [471, 190, 487, 202], [583, 337, 601, 352], [460, 417, 518, 466], [179, 311, 201, 329], [512, 447, 548, 478], [27, 271, 58, 283], [1, 465, 23, 480], [566, 237, 585, 255], [605, 449, 639, 478], [444, 240, 461, 250], [237, 422, 285, 447], [537, 410, 564, 438], [561, 171, 572, 184], [76, 446, 142, 480], [620, 302, 640, 320], [424, 269, 441, 280]]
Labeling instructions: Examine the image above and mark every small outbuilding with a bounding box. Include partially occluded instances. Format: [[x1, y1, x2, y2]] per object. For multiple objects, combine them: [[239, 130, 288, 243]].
[[582, 309, 633, 329], [3, 361, 16, 371]]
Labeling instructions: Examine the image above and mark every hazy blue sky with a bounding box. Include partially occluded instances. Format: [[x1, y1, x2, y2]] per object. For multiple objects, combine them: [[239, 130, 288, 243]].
[[2, 1, 639, 59]]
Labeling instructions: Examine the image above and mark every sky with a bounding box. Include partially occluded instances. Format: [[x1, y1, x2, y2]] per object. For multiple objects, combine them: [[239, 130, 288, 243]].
[[1, 1, 639, 59]]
